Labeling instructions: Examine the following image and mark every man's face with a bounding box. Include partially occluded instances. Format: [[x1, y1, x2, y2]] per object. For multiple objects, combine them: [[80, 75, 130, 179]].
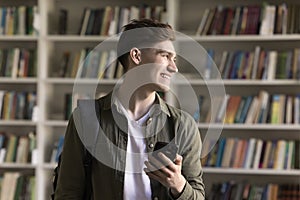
[[138, 40, 178, 92]]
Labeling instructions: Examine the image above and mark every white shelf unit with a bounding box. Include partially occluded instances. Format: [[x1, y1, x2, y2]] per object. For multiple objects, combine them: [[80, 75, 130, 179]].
[[174, 0, 300, 194], [2, 0, 299, 199], [0, 0, 39, 197]]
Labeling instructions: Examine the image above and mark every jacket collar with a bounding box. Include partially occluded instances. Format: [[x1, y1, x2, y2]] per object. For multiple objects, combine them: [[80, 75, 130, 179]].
[[101, 91, 170, 117]]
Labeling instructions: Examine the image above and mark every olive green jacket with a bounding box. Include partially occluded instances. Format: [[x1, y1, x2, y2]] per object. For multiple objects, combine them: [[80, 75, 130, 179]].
[[54, 92, 205, 200]]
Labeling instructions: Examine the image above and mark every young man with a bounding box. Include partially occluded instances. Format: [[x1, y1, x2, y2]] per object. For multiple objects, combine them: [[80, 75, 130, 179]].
[[54, 19, 205, 200]]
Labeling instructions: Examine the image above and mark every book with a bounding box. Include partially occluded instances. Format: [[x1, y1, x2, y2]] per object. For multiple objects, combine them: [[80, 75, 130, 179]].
[[285, 95, 293, 124], [284, 140, 295, 170], [0, 172, 20, 200], [274, 140, 286, 169], [91, 9, 104, 35], [232, 139, 244, 168], [241, 52, 254, 79], [238, 96, 253, 123], [245, 5, 261, 34], [58, 51, 70, 77], [104, 50, 118, 79], [14, 175, 24, 199], [215, 138, 226, 167], [238, 6, 248, 34], [244, 138, 256, 168], [266, 51, 278, 80], [195, 8, 210, 35], [5, 134, 18, 162], [79, 8, 91, 35], [222, 7, 234, 35], [255, 90, 269, 123], [101, 6, 113, 36], [85, 9, 96, 35], [108, 6, 120, 36], [256, 50, 267, 79], [258, 140, 267, 168], [259, 4, 276, 35], [58, 9, 68, 34], [204, 49, 214, 79], [217, 51, 228, 77], [193, 95, 204, 123], [231, 6, 241, 35], [208, 5, 224, 35], [202, 8, 215, 35], [251, 46, 261, 79], [222, 52, 234, 79], [275, 51, 288, 79], [11, 48, 20, 78], [221, 138, 235, 167], [245, 96, 259, 124], [252, 139, 263, 169], [15, 136, 29, 163], [97, 51, 108, 79], [262, 140, 273, 168], [0, 90, 5, 118], [224, 96, 242, 124], [215, 94, 230, 123], [70, 51, 81, 78], [234, 96, 247, 123]]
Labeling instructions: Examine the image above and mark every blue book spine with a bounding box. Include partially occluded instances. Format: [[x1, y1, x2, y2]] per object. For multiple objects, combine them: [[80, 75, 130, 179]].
[[216, 138, 226, 167], [239, 96, 253, 123]]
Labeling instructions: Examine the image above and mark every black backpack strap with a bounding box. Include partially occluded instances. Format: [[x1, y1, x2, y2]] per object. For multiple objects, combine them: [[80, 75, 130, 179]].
[[77, 99, 100, 154], [76, 99, 100, 200], [51, 99, 100, 200]]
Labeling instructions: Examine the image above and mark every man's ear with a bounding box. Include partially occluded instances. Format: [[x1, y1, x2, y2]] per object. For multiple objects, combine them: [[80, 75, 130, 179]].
[[129, 48, 141, 65]]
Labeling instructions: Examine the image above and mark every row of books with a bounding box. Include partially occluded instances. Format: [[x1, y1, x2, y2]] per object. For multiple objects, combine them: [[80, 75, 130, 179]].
[[0, 173, 35, 200], [0, 91, 37, 120], [195, 91, 300, 124], [196, 3, 300, 36], [206, 47, 300, 80], [0, 6, 38, 36], [0, 131, 37, 164], [208, 182, 300, 200], [0, 48, 37, 78], [57, 49, 124, 79], [76, 5, 167, 36], [202, 137, 300, 170]]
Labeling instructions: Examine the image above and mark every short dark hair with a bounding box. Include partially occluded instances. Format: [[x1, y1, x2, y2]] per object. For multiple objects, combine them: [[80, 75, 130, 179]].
[[117, 19, 175, 71]]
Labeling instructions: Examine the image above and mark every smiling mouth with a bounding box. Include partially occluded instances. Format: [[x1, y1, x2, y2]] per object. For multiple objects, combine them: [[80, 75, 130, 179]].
[[161, 73, 171, 80]]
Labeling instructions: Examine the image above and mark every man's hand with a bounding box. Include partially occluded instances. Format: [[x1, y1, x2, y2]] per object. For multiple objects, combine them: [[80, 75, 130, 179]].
[[144, 153, 186, 198]]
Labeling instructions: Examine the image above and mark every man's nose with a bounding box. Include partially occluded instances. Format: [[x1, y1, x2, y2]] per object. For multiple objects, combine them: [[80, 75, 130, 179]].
[[168, 59, 178, 73]]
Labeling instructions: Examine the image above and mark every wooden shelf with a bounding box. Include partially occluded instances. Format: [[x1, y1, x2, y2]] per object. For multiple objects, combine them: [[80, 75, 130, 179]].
[[203, 167, 300, 176], [44, 78, 118, 85], [178, 34, 300, 42], [0, 120, 37, 126], [198, 123, 300, 130], [0, 77, 38, 84]]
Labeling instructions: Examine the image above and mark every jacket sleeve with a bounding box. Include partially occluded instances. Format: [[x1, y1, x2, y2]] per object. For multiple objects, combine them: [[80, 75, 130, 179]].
[[54, 111, 87, 200], [172, 113, 205, 200]]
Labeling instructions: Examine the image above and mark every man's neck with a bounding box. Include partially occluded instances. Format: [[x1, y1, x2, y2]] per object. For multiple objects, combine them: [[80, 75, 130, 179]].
[[117, 84, 156, 121]]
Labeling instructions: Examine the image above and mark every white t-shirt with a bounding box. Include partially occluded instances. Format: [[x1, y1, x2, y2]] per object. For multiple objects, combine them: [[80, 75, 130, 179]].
[[115, 99, 152, 200]]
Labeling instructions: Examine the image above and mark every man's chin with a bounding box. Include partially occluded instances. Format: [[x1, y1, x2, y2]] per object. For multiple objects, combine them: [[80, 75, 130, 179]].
[[156, 84, 170, 93]]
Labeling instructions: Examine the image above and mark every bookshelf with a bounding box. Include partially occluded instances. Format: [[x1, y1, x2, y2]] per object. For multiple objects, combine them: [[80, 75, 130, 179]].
[[0, 0, 299, 199], [174, 0, 300, 198]]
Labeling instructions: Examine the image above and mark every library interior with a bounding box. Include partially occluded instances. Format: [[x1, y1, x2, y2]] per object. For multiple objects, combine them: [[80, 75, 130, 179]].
[[0, 0, 299, 199]]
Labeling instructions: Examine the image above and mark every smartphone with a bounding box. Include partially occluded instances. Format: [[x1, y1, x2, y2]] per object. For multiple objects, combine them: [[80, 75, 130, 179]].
[[152, 142, 178, 162]]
